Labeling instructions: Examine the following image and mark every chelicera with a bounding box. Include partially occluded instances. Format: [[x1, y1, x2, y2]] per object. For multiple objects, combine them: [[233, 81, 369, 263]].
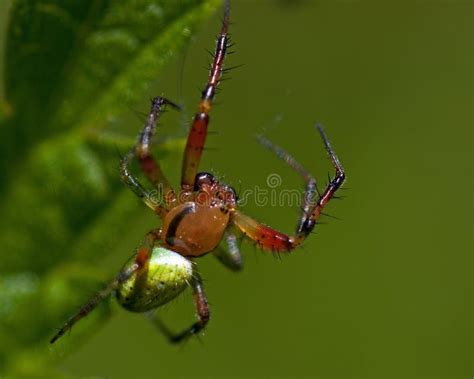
[[50, 0, 345, 344]]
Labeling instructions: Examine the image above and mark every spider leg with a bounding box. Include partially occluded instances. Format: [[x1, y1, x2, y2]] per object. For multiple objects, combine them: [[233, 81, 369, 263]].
[[50, 230, 160, 344], [232, 125, 345, 252], [120, 97, 180, 216], [213, 231, 243, 271], [136, 97, 180, 206], [150, 270, 210, 343], [257, 134, 319, 234], [49, 254, 145, 344], [180, 0, 231, 188]]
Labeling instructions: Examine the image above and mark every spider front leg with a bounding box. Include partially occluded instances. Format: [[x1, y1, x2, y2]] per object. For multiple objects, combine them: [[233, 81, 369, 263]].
[[181, 0, 231, 188], [121, 97, 180, 215], [136, 97, 180, 205], [232, 125, 345, 252], [150, 270, 210, 343]]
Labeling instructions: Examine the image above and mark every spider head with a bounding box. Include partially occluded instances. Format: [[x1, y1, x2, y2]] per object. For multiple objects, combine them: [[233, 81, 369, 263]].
[[194, 172, 237, 210]]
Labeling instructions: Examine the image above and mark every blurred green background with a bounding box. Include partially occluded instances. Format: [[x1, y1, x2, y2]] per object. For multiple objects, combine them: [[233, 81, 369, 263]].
[[0, 0, 472, 378]]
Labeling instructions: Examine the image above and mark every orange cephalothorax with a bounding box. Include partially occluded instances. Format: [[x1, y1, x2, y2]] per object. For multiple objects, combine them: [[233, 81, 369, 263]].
[[161, 202, 229, 256]]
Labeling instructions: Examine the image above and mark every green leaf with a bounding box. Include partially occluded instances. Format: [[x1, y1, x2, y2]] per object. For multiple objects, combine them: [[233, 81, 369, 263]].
[[0, 0, 220, 374]]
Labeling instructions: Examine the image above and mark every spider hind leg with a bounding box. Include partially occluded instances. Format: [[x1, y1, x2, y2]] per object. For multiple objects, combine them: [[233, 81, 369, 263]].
[[149, 270, 210, 343], [50, 231, 160, 344]]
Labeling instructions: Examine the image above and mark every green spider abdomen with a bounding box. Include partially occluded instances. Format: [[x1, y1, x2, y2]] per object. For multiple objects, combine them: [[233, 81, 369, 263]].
[[116, 246, 193, 312]]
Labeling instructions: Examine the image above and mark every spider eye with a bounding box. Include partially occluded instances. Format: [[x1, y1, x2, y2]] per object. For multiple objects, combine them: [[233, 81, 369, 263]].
[[226, 186, 237, 199], [219, 185, 237, 203], [194, 172, 216, 191]]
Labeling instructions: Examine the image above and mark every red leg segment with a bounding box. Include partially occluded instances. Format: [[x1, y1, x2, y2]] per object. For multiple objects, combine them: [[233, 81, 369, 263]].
[[232, 211, 294, 251], [181, 1, 231, 188]]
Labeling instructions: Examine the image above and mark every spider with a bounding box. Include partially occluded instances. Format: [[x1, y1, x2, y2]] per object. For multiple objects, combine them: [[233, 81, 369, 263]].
[[50, 0, 345, 344]]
